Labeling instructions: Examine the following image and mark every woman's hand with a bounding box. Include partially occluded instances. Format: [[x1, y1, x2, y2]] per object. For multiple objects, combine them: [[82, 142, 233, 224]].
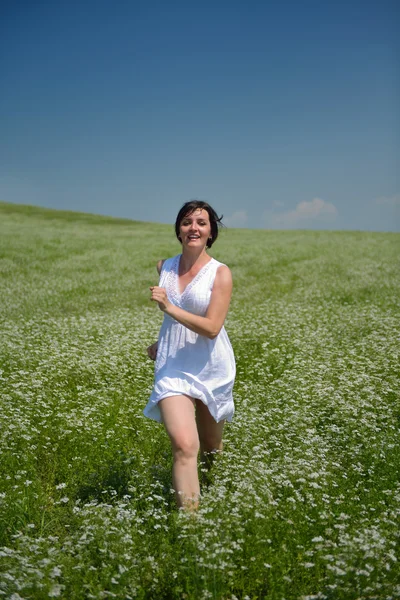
[[150, 286, 171, 312], [147, 341, 158, 361]]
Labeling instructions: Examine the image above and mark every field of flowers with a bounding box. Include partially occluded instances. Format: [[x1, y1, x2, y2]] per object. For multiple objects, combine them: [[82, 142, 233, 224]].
[[0, 201, 399, 600]]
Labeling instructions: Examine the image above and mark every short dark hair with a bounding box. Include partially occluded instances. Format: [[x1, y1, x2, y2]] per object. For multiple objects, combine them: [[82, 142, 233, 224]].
[[175, 201, 224, 248]]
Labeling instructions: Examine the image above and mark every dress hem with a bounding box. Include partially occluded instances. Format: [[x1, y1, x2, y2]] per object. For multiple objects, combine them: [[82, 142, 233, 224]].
[[143, 389, 234, 424]]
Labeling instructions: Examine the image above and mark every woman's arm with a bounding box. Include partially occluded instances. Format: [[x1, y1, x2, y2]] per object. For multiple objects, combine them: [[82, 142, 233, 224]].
[[156, 259, 165, 275], [150, 265, 232, 339], [146, 260, 165, 361]]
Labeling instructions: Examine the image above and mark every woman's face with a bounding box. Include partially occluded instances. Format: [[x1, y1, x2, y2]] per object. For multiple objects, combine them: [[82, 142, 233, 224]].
[[179, 209, 212, 249]]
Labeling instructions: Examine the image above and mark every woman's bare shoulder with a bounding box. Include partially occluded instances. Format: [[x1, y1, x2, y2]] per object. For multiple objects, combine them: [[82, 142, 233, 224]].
[[215, 262, 231, 276], [156, 259, 166, 274], [214, 264, 232, 286]]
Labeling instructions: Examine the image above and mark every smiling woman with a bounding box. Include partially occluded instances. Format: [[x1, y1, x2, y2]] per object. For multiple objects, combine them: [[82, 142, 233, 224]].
[[144, 200, 236, 510]]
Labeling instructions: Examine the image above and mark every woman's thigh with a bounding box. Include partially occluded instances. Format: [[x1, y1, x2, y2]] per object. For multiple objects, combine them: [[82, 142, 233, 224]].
[[159, 395, 199, 452], [195, 399, 225, 451]]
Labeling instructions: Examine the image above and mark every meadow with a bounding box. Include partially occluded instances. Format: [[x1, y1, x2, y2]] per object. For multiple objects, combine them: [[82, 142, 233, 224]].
[[0, 200, 399, 600]]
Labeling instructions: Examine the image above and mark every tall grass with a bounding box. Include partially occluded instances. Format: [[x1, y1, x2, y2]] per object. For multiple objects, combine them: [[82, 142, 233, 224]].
[[0, 201, 399, 599]]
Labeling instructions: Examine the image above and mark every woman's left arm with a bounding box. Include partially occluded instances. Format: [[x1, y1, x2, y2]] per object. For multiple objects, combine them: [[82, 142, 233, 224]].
[[150, 266, 232, 339]]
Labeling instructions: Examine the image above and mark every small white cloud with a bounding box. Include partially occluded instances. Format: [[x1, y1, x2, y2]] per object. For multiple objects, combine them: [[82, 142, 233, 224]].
[[224, 210, 248, 228], [294, 197, 337, 218], [264, 198, 338, 229]]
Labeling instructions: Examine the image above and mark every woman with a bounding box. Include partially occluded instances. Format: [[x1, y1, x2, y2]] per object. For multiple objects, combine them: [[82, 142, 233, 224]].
[[144, 200, 236, 510]]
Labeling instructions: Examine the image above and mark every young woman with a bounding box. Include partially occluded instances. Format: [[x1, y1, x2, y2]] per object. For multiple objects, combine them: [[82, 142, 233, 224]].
[[144, 200, 236, 510]]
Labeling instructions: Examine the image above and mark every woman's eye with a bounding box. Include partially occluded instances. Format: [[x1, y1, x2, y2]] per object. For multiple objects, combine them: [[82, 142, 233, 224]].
[[182, 220, 207, 226]]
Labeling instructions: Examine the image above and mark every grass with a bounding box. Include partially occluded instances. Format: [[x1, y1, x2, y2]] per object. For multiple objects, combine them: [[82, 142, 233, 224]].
[[0, 200, 399, 599]]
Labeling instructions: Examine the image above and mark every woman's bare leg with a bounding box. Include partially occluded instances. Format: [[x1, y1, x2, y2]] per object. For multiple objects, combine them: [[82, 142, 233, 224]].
[[159, 395, 200, 509], [195, 400, 225, 472]]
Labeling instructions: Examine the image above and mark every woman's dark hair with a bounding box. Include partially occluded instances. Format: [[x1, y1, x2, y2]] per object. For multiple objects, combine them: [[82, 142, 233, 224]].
[[175, 201, 224, 248]]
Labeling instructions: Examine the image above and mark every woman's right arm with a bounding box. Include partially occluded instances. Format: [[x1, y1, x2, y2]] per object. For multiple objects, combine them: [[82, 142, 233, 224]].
[[147, 341, 158, 360], [147, 259, 165, 360], [156, 259, 165, 275]]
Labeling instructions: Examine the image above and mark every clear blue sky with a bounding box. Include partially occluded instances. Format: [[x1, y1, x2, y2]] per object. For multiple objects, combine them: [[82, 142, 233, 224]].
[[1, 0, 399, 231]]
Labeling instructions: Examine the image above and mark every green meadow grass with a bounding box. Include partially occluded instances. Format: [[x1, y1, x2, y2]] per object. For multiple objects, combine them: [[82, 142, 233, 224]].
[[0, 200, 399, 600]]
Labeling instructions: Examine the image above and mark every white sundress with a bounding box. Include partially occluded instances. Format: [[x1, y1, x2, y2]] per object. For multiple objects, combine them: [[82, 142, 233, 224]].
[[144, 254, 236, 424]]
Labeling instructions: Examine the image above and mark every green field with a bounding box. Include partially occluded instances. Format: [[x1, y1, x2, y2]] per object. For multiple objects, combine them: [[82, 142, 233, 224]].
[[0, 201, 399, 600]]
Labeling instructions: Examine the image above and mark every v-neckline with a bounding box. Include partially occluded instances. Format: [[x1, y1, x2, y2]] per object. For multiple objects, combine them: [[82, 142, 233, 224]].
[[175, 254, 213, 297]]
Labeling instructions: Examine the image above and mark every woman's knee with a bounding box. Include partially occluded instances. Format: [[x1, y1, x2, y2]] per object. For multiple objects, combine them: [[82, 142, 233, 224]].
[[172, 433, 200, 461]]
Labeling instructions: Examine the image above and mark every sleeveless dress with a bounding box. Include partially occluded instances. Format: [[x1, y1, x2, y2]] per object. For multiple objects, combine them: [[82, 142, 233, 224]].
[[144, 254, 236, 423]]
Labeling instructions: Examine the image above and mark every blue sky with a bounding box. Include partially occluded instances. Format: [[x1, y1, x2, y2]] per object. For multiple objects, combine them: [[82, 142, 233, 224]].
[[1, 0, 399, 231]]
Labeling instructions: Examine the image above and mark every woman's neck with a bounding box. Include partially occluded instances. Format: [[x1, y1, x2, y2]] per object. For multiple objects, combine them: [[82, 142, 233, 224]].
[[180, 248, 210, 271]]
